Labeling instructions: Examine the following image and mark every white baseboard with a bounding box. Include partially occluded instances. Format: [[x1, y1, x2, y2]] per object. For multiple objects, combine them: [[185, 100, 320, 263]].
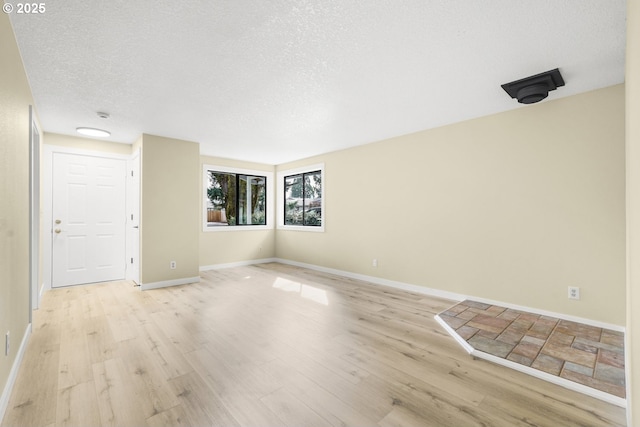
[[272, 258, 624, 333], [198, 258, 621, 331], [199, 258, 277, 272], [273, 258, 465, 301], [0, 323, 32, 422], [435, 315, 626, 408], [140, 276, 200, 291]]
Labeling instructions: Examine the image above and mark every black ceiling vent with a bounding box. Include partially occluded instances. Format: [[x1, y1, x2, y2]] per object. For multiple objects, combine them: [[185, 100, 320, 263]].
[[501, 68, 565, 104]]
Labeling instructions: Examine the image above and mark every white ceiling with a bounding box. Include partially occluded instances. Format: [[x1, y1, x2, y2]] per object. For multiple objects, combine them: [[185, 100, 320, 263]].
[[9, 0, 626, 164]]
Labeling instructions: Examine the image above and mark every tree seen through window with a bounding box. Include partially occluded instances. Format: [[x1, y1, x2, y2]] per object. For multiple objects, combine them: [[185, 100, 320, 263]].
[[207, 171, 266, 226]]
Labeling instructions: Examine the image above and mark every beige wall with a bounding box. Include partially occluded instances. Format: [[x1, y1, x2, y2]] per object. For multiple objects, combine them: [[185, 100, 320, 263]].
[[44, 132, 133, 155], [141, 134, 200, 285], [0, 12, 33, 410], [277, 85, 626, 326], [200, 156, 276, 267], [132, 134, 142, 154], [627, 0, 639, 422]]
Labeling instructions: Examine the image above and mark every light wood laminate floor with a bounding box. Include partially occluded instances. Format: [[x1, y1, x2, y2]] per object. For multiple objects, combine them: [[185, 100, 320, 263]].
[[1, 263, 627, 427]]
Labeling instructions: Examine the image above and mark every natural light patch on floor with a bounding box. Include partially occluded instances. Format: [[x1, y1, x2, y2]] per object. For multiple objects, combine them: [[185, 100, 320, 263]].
[[273, 277, 329, 305]]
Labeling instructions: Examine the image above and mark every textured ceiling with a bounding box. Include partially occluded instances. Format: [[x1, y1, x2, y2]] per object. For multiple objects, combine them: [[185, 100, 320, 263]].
[[8, 0, 626, 164]]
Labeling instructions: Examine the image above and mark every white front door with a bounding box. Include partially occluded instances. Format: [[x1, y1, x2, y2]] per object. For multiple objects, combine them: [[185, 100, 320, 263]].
[[52, 153, 126, 287]]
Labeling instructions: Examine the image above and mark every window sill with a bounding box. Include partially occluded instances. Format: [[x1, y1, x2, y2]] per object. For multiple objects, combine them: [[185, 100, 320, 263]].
[[203, 225, 274, 232], [277, 225, 325, 233]]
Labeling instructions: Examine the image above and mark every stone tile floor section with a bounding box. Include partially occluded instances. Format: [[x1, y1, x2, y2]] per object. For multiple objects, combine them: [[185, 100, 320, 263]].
[[439, 300, 626, 398]]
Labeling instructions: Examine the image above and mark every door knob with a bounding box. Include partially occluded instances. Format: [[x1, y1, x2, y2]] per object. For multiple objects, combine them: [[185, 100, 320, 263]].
[[54, 229, 61, 234]]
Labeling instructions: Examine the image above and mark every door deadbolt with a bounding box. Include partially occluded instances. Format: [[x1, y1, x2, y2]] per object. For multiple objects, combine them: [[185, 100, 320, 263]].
[[55, 219, 61, 224]]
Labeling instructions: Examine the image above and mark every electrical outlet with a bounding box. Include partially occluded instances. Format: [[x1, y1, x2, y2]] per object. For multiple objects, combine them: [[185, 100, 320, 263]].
[[5, 331, 9, 356], [568, 286, 580, 300], [372, 259, 378, 267], [170, 261, 176, 270]]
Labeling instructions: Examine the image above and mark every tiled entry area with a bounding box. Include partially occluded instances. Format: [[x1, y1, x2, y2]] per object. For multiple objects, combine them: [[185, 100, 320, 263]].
[[437, 300, 626, 400]]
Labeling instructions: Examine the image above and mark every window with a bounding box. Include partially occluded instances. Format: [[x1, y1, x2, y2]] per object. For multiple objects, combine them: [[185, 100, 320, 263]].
[[203, 165, 272, 230], [284, 171, 322, 226], [278, 164, 324, 231]]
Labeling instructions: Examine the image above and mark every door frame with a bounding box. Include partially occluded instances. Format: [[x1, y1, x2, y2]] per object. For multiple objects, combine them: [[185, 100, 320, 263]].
[[125, 149, 140, 284], [43, 145, 138, 290], [29, 106, 41, 314]]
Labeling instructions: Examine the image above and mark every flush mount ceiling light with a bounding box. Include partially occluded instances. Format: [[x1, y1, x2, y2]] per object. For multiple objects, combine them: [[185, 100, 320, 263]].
[[501, 68, 565, 104], [76, 127, 111, 137]]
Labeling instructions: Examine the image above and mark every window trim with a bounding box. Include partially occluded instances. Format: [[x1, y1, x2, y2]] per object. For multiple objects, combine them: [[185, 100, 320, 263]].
[[277, 163, 325, 232], [203, 164, 274, 232]]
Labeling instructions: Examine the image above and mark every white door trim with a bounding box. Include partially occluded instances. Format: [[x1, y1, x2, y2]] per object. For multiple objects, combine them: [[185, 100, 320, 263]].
[[29, 106, 41, 313], [43, 145, 134, 290], [125, 149, 140, 284]]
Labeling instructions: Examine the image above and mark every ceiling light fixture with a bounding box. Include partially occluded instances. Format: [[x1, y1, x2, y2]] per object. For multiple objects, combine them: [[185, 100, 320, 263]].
[[501, 68, 565, 104], [76, 127, 111, 137]]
